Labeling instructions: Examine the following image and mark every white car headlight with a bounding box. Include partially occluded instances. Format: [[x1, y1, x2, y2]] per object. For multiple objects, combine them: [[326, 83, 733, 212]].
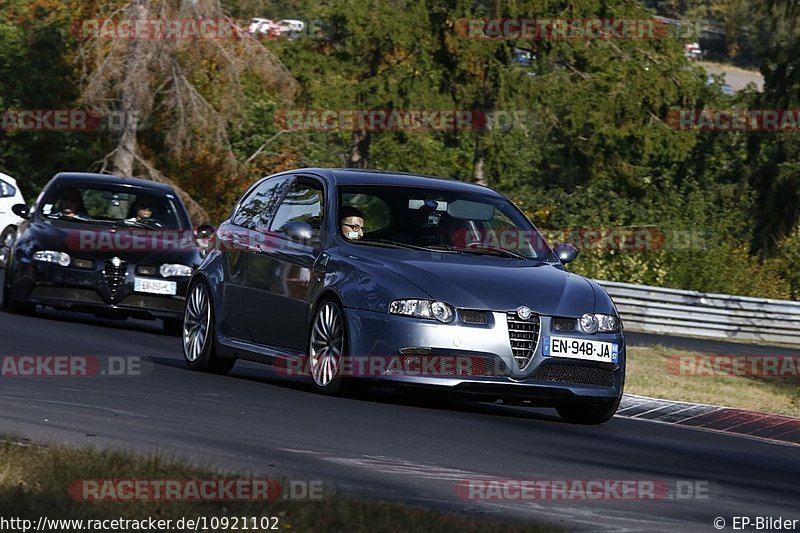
[[389, 299, 455, 323], [160, 264, 193, 278], [33, 250, 71, 267], [580, 313, 621, 334]]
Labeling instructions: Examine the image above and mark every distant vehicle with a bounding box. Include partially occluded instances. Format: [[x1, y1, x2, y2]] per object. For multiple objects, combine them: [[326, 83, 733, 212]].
[[684, 42, 703, 60], [183, 168, 625, 424], [2, 172, 215, 334], [278, 19, 305, 34], [706, 75, 735, 95], [0, 172, 26, 269], [248, 18, 280, 37]]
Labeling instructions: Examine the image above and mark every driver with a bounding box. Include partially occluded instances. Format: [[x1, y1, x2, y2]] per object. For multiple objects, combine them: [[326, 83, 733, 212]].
[[341, 206, 364, 240], [57, 189, 86, 219], [127, 198, 160, 225]]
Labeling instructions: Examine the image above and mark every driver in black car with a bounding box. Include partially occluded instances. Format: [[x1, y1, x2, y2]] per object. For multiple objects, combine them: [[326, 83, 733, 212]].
[[127, 198, 162, 227]]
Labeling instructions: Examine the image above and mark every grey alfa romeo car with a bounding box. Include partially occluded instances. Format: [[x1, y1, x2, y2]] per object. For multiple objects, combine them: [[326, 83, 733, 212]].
[[183, 168, 625, 424]]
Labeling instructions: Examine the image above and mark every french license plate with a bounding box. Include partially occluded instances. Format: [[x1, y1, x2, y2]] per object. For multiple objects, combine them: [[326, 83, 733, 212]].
[[542, 336, 619, 363], [134, 277, 176, 296]]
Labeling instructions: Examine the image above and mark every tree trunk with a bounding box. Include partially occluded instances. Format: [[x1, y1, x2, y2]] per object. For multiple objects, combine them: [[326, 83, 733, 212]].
[[347, 129, 371, 168], [472, 135, 487, 186]]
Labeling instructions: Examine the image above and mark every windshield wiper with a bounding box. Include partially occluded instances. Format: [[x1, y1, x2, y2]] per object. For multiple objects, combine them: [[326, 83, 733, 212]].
[[431, 244, 527, 259], [44, 213, 97, 224], [353, 239, 435, 252]]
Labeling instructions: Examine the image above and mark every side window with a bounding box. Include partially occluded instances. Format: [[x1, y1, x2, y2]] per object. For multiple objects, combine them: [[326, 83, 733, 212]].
[[0, 178, 16, 198], [232, 176, 291, 230], [269, 181, 324, 235]]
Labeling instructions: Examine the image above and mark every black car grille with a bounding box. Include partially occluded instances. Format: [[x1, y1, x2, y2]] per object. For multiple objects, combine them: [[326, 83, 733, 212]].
[[103, 258, 127, 298], [507, 312, 540, 369], [31, 287, 104, 303], [532, 364, 615, 387]]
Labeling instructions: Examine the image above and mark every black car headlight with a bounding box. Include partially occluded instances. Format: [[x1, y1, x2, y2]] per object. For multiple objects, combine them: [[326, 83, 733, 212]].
[[159, 264, 193, 278], [579, 313, 621, 334], [33, 250, 71, 267], [389, 299, 455, 323]]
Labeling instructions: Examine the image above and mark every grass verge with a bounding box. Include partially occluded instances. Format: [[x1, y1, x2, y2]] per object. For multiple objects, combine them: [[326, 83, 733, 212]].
[[0, 439, 560, 533], [626, 345, 800, 417]]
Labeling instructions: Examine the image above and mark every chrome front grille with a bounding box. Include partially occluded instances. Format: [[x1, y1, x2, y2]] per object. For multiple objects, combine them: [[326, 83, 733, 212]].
[[103, 258, 127, 298], [507, 311, 540, 369]]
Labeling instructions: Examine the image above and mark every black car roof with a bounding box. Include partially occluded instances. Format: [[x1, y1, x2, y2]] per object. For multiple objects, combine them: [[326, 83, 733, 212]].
[[293, 168, 503, 196], [49, 172, 177, 194]]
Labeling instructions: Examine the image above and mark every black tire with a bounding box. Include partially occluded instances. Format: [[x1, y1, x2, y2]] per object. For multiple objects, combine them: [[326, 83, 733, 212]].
[[2, 262, 35, 315], [163, 318, 183, 336], [0, 226, 15, 269], [307, 297, 368, 396], [182, 280, 235, 374]]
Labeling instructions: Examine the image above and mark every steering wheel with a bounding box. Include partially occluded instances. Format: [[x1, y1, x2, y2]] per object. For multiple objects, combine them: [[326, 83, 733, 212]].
[[137, 218, 164, 229]]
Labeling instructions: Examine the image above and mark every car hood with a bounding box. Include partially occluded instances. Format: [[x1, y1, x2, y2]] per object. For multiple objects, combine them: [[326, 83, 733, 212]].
[[27, 219, 202, 266], [342, 246, 596, 316]]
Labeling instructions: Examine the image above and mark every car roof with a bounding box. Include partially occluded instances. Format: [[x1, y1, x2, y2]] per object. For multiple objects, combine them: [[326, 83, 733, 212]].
[[293, 168, 503, 197], [48, 172, 177, 194]]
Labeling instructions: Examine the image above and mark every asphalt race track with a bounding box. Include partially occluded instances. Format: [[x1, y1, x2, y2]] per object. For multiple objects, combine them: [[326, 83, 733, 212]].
[[1, 271, 798, 532]]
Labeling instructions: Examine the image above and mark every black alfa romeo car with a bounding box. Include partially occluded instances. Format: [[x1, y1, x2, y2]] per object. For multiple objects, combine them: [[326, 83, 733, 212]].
[[2, 172, 214, 334]]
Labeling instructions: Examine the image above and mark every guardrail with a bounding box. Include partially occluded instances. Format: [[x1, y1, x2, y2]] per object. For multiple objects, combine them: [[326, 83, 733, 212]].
[[596, 280, 800, 346]]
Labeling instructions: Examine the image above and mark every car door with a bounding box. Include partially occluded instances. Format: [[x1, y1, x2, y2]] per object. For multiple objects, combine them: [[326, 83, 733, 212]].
[[244, 177, 326, 351], [0, 176, 17, 230], [219, 175, 291, 340]]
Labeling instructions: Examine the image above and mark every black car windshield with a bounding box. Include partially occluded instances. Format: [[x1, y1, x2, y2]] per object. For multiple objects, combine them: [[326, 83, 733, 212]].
[[39, 186, 185, 230], [338, 184, 554, 260]]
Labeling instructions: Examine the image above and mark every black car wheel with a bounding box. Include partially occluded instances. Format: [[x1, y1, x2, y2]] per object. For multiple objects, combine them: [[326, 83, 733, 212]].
[[0, 226, 14, 269], [182, 280, 235, 374], [2, 262, 35, 315], [308, 298, 368, 396]]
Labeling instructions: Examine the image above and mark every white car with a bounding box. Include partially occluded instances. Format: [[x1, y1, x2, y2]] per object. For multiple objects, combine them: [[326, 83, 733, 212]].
[[278, 19, 305, 34], [248, 18, 280, 36], [0, 172, 25, 268]]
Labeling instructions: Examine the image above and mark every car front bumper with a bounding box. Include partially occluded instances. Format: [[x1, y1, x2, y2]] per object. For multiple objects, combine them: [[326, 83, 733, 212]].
[[345, 307, 624, 404], [12, 260, 189, 320]]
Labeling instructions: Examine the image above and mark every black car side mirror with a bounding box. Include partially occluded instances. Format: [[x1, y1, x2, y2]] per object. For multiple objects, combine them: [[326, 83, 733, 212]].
[[11, 204, 29, 219], [284, 220, 314, 242], [194, 224, 216, 240], [553, 243, 579, 264]]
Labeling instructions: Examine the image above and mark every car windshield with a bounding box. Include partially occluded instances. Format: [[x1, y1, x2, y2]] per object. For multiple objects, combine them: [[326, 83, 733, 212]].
[[338, 184, 554, 260], [39, 185, 185, 230]]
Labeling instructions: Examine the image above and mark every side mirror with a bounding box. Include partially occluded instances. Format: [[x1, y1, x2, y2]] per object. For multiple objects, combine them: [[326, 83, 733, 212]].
[[284, 220, 314, 242], [553, 243, 579, 264], [11, 204, 29, 219], [194, 224, 216, 251], [194, 224, 216, 240]]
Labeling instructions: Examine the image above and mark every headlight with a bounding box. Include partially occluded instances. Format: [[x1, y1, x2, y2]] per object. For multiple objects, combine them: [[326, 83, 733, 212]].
[[33, 250, 71, 267], [580, 313, 621, 334], [389, 299, 455, 323], [160, 264, 193, 278]]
